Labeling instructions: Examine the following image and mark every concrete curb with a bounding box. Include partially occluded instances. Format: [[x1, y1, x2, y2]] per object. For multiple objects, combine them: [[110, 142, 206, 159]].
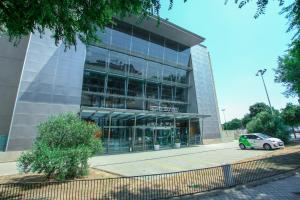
[[176, 168, 300, 199]]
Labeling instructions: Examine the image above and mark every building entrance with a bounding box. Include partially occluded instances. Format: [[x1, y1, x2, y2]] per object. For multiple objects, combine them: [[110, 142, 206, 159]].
[[156, 128, 173, 149], [80, 107, 209, 154]]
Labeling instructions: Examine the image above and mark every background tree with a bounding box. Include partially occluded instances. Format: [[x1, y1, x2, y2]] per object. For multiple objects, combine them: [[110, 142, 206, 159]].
[[18, 113, 102, 180], [249, 102, 271, 118], [246, 111, 290, 143], [275, 40, 300, 99], [281, 103, 300, 138], [223, 118, 242, 130], [241, 113, 252, 128]]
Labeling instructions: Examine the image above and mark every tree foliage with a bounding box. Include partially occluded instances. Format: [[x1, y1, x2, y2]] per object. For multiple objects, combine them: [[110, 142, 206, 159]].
[[246, 111, 290, 143], [249, 102, 271, 118], [227, 0, 285, 18], [1, 0, 296, 48], [17, 113, 102, 180], [275, 40, 300, 98], [0, 0, 183, 48], [275, 0, 300, 98], [281, 103, 300, 127], [241, 113, 252, 128], [223, 118, 242, 130]]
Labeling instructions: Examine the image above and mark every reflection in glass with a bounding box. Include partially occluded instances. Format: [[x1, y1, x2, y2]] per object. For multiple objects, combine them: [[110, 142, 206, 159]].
[[164, 39, 178, 64], [128, 79, 143, 97], [178, 44, 191, 66], [162, 65, 177, 82], [81, 93, 104, 107], [105, 97, 125, 109], [131, 26, 149, 56], [127, 98, 144, 110], [109, 51, 128, 73], [145, 100, 159, 111], [161, 85, 174, 101], [82, 71, 105, 93], [95, 27, 111, 46], [128, 57, 146, 77], [111, 21, 131, 51], [146, 83, 159, 99], [85, 46, 108, 71], [147, 61, 162, 80], [107, 76, 125, 95], [176, 87, 186, 102], [177, 69, 188, 84], [149, 33, 164, 60]]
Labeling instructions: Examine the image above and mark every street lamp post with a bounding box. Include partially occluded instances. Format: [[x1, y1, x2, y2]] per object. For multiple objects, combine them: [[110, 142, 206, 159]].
[[221, 109, 227, 130], [256, 69, 273, 115]]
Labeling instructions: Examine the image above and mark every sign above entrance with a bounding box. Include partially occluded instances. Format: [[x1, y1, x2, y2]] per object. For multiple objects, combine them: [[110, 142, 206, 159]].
[[150, 106, 179, 113]]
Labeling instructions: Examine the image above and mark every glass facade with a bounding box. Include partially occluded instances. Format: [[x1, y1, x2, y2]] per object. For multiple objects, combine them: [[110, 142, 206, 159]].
[[81, 19, 203, 154]]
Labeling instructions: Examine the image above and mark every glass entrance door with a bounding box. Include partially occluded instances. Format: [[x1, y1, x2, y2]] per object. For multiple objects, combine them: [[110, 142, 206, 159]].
[[156, 128, 173, 149]]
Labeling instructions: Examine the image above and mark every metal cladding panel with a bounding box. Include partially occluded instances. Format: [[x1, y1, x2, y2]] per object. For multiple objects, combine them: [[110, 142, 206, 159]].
[[0, 36, 29, 138], [190, 45, 221, 139], [6, 31, 86, 151]]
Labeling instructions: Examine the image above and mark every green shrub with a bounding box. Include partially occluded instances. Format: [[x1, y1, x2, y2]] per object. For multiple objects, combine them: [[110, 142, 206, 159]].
[[17, 113, 102, 180], [246, 111, 290, 143]]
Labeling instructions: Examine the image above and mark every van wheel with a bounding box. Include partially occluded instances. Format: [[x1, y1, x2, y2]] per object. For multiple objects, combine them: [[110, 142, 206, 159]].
[[239, 143, 246, 150], [263, 143, 272, 150]]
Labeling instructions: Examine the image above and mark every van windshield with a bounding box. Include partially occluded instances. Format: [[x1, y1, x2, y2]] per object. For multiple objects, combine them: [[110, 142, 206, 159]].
[[256, 133, 271, 139]]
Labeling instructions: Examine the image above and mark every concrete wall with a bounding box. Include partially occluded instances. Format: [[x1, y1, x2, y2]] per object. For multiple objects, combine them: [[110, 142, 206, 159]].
[[0, 36, 29, 137], [190, 45, 221, 139], [6, 32, 86, 151]]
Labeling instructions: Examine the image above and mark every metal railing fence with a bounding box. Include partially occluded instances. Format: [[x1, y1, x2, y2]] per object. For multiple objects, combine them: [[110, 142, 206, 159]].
[[0, 151, 299, 200]]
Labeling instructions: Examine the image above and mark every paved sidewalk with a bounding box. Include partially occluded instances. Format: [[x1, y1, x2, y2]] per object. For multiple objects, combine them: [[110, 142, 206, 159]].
[[185, 173, 300, 200], [0, 142, 271, 176], [90, 141, 270, 176]]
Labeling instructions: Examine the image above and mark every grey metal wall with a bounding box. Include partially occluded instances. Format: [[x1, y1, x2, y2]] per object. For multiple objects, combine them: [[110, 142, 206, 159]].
[[190, 45, 221, 139], [0, 36, 29, 138], [6, 31, 86, 151]]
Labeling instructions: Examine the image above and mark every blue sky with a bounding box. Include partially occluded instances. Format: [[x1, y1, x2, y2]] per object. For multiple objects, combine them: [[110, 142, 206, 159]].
[[160, 0, 298, 123]]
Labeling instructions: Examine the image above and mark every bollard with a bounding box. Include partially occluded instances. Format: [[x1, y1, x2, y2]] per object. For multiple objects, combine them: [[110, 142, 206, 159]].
[[222, 163, 235, 187]]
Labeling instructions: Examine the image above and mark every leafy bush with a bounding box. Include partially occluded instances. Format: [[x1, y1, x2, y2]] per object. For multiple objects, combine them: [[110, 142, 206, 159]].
[[246, 111, 290, 143], [223, 118, 242, 130], [17, 113, 102, 180]]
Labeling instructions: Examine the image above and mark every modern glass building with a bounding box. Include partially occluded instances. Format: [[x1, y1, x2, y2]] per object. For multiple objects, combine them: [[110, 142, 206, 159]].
[[0, 16, 221, 152]]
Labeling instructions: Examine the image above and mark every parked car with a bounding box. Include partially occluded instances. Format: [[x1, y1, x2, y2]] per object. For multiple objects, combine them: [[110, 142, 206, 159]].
[[239, 133, 284, 150]]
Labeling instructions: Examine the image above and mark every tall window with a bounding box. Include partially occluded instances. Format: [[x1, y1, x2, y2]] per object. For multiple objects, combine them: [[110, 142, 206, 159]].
[[109, 51, 129, 73], [178, 44, 191, 66], [105, 97, 125, 109], [149, 33, 164, 61], [82, 71, 105, 93], [128, 57, 146, 78], [107, 76, 126, 95], [85, 46, 108, 71], [161, 85, 174, 101], [111, 21, 132, 51], [147, 61, 162, 81], [164, 39, 178, 65], [95, 27, 111, 46], [177, 69, 188, 84], [162, 65, 177, 82], [131, 26, 149, 56], [146, 83, 159, 99], [127, 98, 144, 110], [176, 87, 186, 102], [128, 79, 143, 97]]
